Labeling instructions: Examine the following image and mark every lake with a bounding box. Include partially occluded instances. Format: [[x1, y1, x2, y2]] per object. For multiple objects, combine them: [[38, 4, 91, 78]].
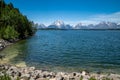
[[0, 30, 120, 73]]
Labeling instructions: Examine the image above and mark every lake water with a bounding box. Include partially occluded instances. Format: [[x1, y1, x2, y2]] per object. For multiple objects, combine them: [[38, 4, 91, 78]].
[[0, 30, 120, 73]]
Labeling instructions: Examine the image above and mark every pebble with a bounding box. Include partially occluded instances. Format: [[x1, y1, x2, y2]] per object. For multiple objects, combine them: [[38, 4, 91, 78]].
[[0, 64, 120, 80]]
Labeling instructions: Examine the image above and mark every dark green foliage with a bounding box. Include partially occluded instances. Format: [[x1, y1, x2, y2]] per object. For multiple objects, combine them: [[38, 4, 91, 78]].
[[80, 76, 83, 80], [0, 74, 20, 80], [0, 74, 11, 80], [2, 25, 19, 39], [0, 0, 36, 40]]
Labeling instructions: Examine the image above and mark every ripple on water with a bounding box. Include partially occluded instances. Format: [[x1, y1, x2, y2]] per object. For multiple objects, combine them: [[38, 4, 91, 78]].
[[0, 30, 120, 74]]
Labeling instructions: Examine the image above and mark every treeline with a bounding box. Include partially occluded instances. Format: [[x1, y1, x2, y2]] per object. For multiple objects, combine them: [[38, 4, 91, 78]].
[[0, 0, 36, 41]]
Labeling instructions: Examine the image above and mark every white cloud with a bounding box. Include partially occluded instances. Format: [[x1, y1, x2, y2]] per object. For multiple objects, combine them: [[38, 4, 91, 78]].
[[89, 12, 120, 23], [74, 12, 120, 25], [35, 12, 120, 26]]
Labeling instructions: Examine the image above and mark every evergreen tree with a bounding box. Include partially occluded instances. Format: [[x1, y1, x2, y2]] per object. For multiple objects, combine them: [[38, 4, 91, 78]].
[[0, 0, 36, 40], [3, 25, 19, 40]]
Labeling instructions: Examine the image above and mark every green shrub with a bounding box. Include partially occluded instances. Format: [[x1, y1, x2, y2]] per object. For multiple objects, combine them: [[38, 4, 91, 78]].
[[102, 77, 112, 80], [0, 74, 11, 80], [80, 76, 83, 80], [89, 77, 96, 80], [0, 74, 20, 80]]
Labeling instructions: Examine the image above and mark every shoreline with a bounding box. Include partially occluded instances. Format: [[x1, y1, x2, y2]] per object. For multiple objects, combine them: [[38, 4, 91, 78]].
[[0, 39, 21, 51], [0, 39, 27, 67], [0, 64, 120, 80], [0, 39, 120, 80], [0, 39, 12, 51]]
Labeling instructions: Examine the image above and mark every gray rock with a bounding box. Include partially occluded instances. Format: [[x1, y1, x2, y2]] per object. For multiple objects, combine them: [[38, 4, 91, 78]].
[[56, 73, 64, 80], [56, 76, 64, 80], [20, 76, 30, 80], [1, 64, 120, 80]]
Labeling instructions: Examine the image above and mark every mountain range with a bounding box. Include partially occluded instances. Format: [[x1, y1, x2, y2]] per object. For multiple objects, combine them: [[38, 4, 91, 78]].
[[37, 20, 120, 30]]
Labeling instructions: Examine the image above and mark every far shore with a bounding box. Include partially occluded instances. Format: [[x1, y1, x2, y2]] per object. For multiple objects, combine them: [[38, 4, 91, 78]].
[[37, 28, 120, 30]]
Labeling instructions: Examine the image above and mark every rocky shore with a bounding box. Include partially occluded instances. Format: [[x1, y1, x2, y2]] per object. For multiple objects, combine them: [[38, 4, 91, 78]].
[[0, 64, 120, 80], [0, 39, 12, 51]]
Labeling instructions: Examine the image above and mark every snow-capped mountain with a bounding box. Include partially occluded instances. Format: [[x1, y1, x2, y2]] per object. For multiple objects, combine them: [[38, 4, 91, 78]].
[[75, 23, 88, 29], [75, 23, 82, 29], [74, 21, 120, 29], [106, 22, 118, 28], [87, 24, 95, 28], [94, 22, 119, 29], [65, 24, 73, 29], [37, 24, 46, 29], [48, 20, 72, 29], [93, 22, 109, 29], [48, 20, 64, 29], [52, 20, 65, 27], [37, 20, 120, 30]]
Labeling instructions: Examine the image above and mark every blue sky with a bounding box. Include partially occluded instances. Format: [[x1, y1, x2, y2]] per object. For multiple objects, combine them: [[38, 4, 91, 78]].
[[5, 0, 120, 25]]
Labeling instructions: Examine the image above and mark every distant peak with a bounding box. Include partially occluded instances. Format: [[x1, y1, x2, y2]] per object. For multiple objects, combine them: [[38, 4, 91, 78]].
[[76, 23, 82, 26], [52, 20, 64, 26]]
